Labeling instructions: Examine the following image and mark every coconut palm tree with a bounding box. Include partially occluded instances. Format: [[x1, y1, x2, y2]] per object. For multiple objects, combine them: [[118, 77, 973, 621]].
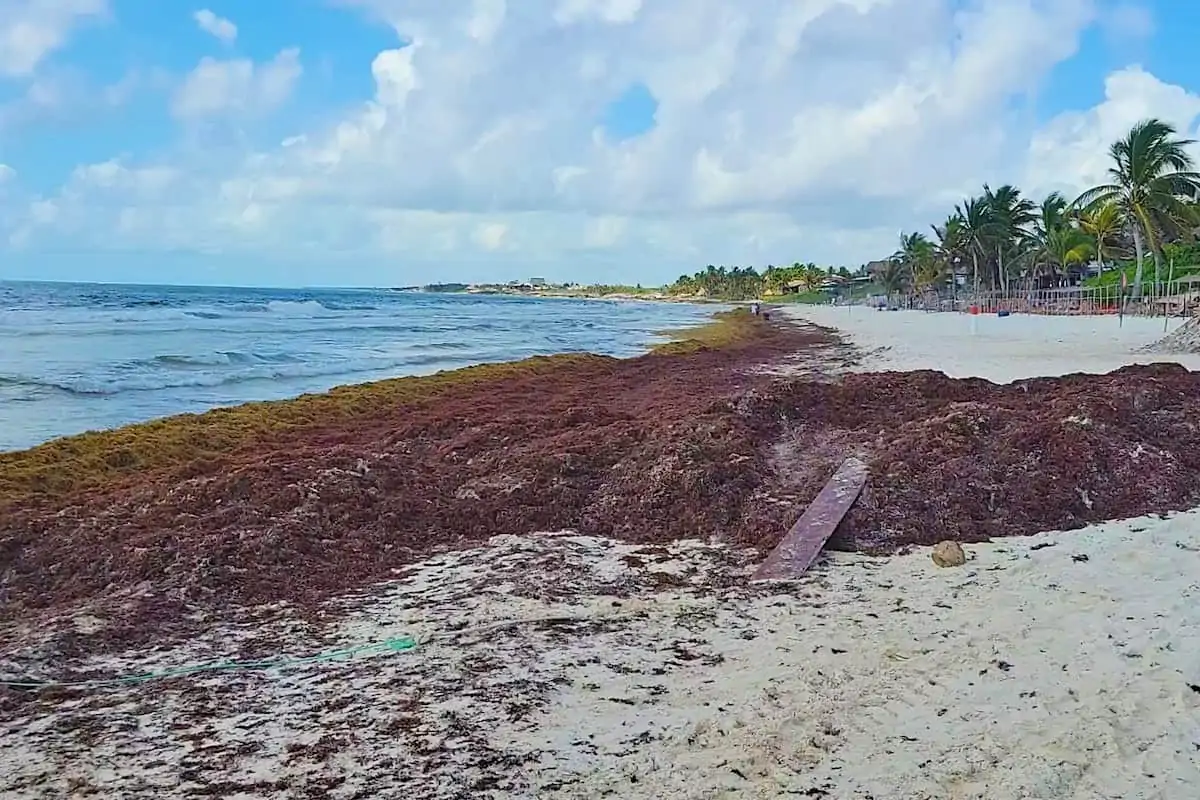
[[804, 263, 826, 291], [932, 214, 969, 291], [761, 264, 785, 295], [873, 258, 909, 305], [893, 232, 936, 290], [983, 184, 1037, 292], [1040, 226, 1094, 282], [913, 254, 949, 293], [1075, 118, 1200, 297], [1033, 192, 1070, 235], [954, 196, 991, 292], [932, 214, 966, 261], [1024, 192, 1092, 282], [1076, 202, 1121, 279]]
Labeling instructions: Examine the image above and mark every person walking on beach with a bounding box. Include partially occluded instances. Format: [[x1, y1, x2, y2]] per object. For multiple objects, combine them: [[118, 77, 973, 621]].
[[751, 302, 761, 316]]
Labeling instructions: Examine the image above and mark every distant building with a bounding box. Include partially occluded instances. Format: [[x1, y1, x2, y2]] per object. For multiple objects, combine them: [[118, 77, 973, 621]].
[[529, 277, 546, 286]]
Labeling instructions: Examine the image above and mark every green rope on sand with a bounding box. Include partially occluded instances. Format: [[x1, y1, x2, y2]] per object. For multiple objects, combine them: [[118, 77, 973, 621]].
[[0, 636, 416, 691]]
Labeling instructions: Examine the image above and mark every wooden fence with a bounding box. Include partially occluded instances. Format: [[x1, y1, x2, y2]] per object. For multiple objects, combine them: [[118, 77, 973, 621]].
[[880, 280, 1200, 318]]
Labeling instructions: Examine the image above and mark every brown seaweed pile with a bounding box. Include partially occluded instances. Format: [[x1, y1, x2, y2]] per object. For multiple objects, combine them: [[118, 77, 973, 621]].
[[3, 316, 1200, 651], [0, 314, 842, 647], [738, 363, 1200, 552]]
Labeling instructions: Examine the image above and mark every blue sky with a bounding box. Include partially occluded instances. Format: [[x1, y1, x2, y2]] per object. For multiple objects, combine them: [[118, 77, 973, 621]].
[[0, 0, 1196, 288]]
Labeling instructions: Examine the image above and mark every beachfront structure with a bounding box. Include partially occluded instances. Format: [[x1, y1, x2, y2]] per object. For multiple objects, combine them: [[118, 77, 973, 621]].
[[882, 276, 1200, 317]]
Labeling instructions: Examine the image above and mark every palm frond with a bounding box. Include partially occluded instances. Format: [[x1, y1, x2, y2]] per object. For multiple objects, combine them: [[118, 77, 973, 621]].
[[1074, 185, 1122, 211]]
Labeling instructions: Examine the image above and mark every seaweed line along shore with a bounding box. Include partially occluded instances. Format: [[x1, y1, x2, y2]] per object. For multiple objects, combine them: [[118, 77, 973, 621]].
[[4, 307, 1200, 798]]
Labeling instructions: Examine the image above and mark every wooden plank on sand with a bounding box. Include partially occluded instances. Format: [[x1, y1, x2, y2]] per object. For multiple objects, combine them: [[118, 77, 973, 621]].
[[752, 456, 868, 582]]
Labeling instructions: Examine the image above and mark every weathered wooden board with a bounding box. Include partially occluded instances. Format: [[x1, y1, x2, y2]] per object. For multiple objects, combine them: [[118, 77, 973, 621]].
[[752, 457, 868, 582]]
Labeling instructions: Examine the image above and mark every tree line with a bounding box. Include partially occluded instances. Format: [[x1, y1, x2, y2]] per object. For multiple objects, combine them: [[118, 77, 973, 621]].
[[667, 119, 1200, 302], [881, 118, 1200, 301], [666, 262, 860, 301]]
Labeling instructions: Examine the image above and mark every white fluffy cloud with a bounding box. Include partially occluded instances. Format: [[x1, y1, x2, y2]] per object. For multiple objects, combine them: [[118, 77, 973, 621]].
[[4, 0, 1197, 284], [1025, 65, 1200, 198], [171, 48, 301, 119], [193, 8, 236, 44], [0, 67, 141, 133], [0, 0, 106, 77]]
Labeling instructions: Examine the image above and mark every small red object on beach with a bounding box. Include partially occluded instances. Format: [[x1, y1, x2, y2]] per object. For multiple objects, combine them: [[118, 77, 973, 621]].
[[969, 305, 980, 315]]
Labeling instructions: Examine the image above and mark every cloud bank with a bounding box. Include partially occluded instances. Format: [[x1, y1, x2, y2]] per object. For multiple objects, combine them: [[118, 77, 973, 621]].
[[0, 0, 1196, 285]]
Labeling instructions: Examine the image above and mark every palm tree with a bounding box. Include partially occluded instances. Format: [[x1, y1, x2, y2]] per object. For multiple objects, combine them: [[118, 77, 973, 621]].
[[799, 263, 825, 292], [1076, 202, 1121, 279], [913, 254, 948, 292], [1025, 192, 1092, 282], [761, 264, 782, 295], [1075, 118, 1200, 297], [893, 232, 936, 290], [931, 214, 971, 301], [1042, 226, 1094, 281], [983, 184, 1036, 292], [1033, 192, 1069, 234], [954, 196, 991, 293], [932, 215, 966, 261], [873, 258, 909, 305]]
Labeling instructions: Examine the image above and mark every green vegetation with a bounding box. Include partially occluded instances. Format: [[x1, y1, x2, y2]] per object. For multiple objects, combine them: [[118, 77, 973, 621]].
[[1076, 119, 1200, 297], [665, 263, 860, 301], [774, 291, 827, 304], [418, 281, 664, 298], [560, 284, 659, 297], [420, 282, 470, 292], [1077, 242, 1200, 300], [659, 118, 1200, 304], [774, 282, 877, 305], [884, 118, 1200, 300]]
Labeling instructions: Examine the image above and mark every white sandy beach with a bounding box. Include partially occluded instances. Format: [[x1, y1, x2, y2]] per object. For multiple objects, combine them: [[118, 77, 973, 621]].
[[779, 304, 1200, 382], [5, 524, 1199, 799], [4, 309, 1200, 799]]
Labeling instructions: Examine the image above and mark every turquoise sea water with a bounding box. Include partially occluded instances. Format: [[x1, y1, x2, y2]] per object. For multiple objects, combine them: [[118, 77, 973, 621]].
[[0, 282, 715, 452]]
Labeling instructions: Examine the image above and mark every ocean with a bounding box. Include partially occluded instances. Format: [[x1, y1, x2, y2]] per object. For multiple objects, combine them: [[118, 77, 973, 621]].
[[0, 281, 716, 452]]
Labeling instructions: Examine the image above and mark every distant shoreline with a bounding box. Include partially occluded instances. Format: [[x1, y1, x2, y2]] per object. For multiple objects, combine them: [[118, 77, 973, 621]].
[[389, 284, 725, 304], [389, 284, 867, 307]]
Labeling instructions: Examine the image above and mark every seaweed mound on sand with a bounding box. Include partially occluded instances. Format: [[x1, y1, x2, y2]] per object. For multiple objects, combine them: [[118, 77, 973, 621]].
[[738, 362, 1200, 553], [4, 318, 1200, 650], [0, 311, 841, 645]]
